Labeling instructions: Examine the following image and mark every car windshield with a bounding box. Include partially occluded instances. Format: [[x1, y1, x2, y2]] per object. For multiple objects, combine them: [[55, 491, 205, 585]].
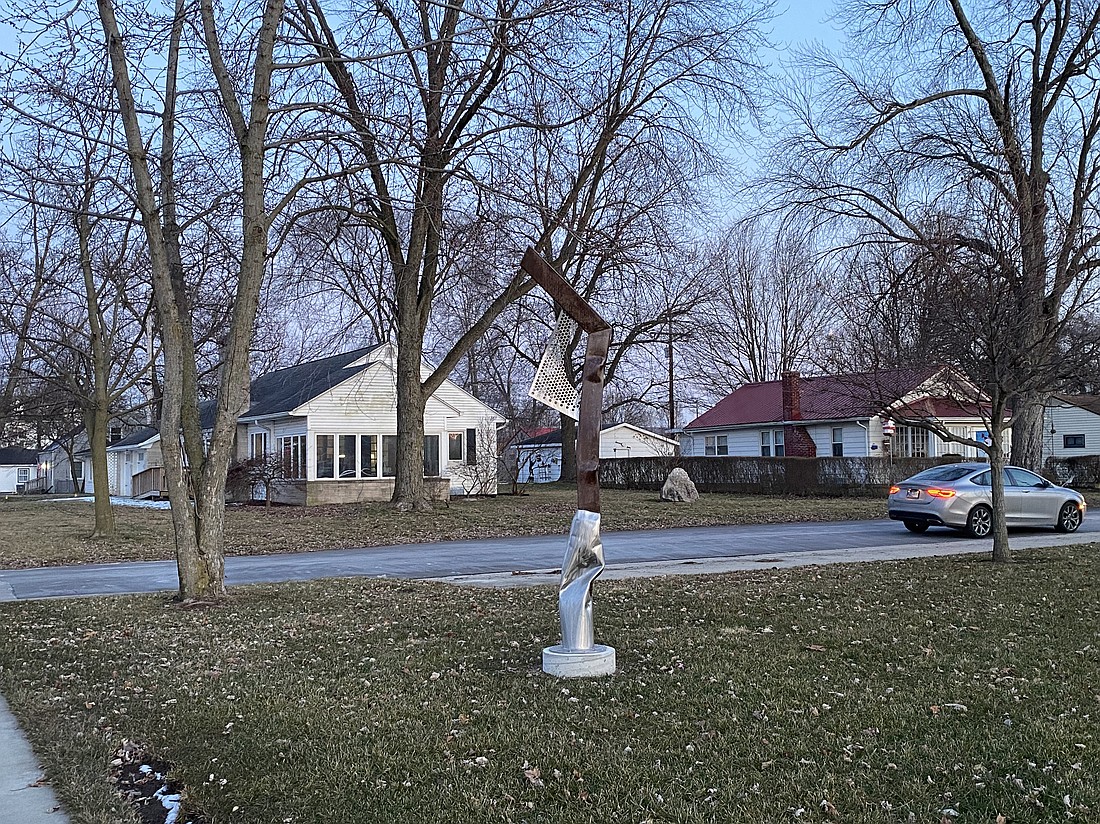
[[907, 465, 976, 483]]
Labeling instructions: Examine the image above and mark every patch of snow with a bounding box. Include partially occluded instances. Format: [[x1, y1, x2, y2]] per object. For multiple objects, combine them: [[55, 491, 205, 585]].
[[51, 496, 172, 509]]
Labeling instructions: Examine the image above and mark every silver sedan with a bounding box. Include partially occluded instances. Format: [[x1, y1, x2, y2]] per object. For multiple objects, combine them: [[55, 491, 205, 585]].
[[887, 462, 1086, 538]]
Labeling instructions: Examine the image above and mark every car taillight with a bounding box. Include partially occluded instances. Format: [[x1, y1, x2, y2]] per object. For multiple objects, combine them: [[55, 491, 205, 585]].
[[926, 488, 956, 499], [888, 485, 900, 494]]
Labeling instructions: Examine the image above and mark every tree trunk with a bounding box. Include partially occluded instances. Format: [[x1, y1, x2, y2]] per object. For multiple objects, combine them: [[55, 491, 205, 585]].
[[988, 413, 1011, 564], [83, 406, 115, 539], [77, 205, 115, 538], [1010, 390, 1047, 470], [393, 304, 429, 508]]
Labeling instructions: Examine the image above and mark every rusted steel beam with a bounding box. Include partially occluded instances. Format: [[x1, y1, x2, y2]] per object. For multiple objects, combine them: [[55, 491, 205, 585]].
[[576, 327, 611, 513], [520, 247, 610, 334]]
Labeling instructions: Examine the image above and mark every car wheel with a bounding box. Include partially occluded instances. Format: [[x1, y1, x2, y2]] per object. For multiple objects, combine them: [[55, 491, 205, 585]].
[[966, 504, 993, 538], [903, 520, 929, 534], [1055, 501, 1082, 533]]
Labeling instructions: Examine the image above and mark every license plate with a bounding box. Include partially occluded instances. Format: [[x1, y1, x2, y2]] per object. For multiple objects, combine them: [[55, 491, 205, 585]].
[[906, 489, 920, 499]]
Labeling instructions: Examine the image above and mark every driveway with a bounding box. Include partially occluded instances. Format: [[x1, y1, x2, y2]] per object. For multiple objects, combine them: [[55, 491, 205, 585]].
[[1, 518, 1096, 601]]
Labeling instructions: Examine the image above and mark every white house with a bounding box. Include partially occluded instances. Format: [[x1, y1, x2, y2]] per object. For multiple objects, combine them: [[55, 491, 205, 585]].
[[1042, 394, 1100, 460], [0, 446, 38, 493], [105, 345, 504, 504], [681, 367, 1005, 460], [514, 423, 678, 483]]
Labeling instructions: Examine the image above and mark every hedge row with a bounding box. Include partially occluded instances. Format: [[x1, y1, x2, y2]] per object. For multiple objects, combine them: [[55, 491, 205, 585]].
[[599, 455, 956, 497]]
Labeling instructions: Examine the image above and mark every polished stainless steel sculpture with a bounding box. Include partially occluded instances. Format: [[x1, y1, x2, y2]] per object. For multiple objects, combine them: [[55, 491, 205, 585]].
[[521, 248, 616, 677], [558, 510, 605, 651]]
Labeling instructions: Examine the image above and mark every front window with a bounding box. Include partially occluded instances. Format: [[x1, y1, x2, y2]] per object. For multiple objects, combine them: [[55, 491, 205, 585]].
[[895, 426, 928, 458], [17, 467, 29, 483], [774, 430, 785, 457], [316, 435, 335, 479], [448, 432, 464, 462], [336, 435, 356, 477], [832, 427, 844, 457], [704, 435, 728, 456], [361, 435, 378, 478], [382, 436, 398, 477], [761, 431, 771, 457], [279, 435, 305, 479], [1064, 434, 1085, 449], [72, 461, 84, 480], [250, 431, 268, 458], [424, 435, 440, 477]]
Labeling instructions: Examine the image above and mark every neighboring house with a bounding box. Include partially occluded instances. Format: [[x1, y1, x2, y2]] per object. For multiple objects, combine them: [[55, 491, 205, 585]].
[[36, 423, 135, 494], [681, 367, 1004, 460], [514, 423, 679, 483], [0, 446, 38, 494], [104, 345, 504, 504], [1042, 394, 1100, 460], [106, 427, 162, 497]]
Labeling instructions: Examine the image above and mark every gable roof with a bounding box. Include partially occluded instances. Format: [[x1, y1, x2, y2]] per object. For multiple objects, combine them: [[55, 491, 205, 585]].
[[242, 346, 382, 418], [686, 366, 941, 430], [105, 427, 160, 450], [1054, 393, 1100, 416], [0, 446, 38, 465]]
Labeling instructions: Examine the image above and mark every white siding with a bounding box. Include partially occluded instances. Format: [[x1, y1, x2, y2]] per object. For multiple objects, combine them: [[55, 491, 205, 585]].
[[0, 465, 37, 494], [291, 359, 502, 492], [1045, 403, 1100, 459]]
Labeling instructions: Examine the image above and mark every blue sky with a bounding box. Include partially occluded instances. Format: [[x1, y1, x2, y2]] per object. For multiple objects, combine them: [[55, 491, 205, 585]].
[[769, 0, 843, 52]]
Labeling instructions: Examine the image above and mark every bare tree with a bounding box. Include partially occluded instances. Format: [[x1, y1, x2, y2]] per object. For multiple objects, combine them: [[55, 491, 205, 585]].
[[289, 0, 768, 506], [684, 220, 837, 398], [771, 0, 1100, 472]]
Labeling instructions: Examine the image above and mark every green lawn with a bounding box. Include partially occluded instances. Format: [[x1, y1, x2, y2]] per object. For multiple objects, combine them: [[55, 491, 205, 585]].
[[0, 487, 888, 569], [1, 548, 1097, 823]]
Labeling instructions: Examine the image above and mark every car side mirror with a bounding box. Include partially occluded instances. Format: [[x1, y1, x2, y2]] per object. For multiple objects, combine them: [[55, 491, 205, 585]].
[[1035, 480, 1050, 488]]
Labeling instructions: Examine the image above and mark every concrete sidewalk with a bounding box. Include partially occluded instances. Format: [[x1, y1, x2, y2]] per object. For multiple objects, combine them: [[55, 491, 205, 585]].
[[0, 695, 70, 823]]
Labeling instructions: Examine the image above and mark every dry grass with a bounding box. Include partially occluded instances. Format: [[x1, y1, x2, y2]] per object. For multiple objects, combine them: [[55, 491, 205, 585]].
[[0, 487, 887, 569], [1, 547, 1097, 823]]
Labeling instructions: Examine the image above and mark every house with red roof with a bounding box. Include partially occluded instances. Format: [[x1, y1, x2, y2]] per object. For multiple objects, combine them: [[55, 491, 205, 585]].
[[680, 367, 1001, 460]]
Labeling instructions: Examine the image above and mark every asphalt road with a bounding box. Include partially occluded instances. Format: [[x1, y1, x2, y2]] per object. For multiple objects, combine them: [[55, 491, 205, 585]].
[[2, 516, 1097, 602]]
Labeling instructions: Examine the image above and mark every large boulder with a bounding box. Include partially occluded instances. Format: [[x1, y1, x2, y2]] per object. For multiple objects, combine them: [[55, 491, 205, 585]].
[[660, 467, 699, 503]]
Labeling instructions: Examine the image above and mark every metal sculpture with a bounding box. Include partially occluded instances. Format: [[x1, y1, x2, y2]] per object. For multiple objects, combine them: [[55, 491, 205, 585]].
[[521, 248, 616, 677]]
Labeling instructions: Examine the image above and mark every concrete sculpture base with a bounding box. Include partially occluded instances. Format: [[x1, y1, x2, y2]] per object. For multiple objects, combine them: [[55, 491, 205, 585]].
[[542, 644, 616, 678]]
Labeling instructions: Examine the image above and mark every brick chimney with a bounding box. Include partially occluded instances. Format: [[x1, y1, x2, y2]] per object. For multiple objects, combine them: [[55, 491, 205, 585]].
[[780, 371, 816, 458], [781, 372, 802, 420]]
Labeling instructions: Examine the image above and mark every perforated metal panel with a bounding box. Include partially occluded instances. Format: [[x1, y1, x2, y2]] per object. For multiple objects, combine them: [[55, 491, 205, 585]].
[[528, 314, 581, 420]]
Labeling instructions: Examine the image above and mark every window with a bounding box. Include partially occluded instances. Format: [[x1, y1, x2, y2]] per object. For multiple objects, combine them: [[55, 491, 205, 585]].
[[109, 426, 123, 444], [761, 431, 771, 457], [424, 435, 440, 477], [705, 435, 728, 456], [773, 430, 785, 457], [972, 471, 991, 487], [895, 426, 928, 458], [316, 435, 335, 478], [336, 435, 356, 477], [278, 435, 305, 479], [361, 435, 377, 478], [1005, 467, 1045, 488], [832, 427, 844, 457], [1064, 434, 1085, 449], [17, 467, 29, 483], [382, 436, 398, 477], [250, 431, 268, 458], [466, 428, 477, 466], [449, 432, 464, 462], [72, 461, 84, 480]]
